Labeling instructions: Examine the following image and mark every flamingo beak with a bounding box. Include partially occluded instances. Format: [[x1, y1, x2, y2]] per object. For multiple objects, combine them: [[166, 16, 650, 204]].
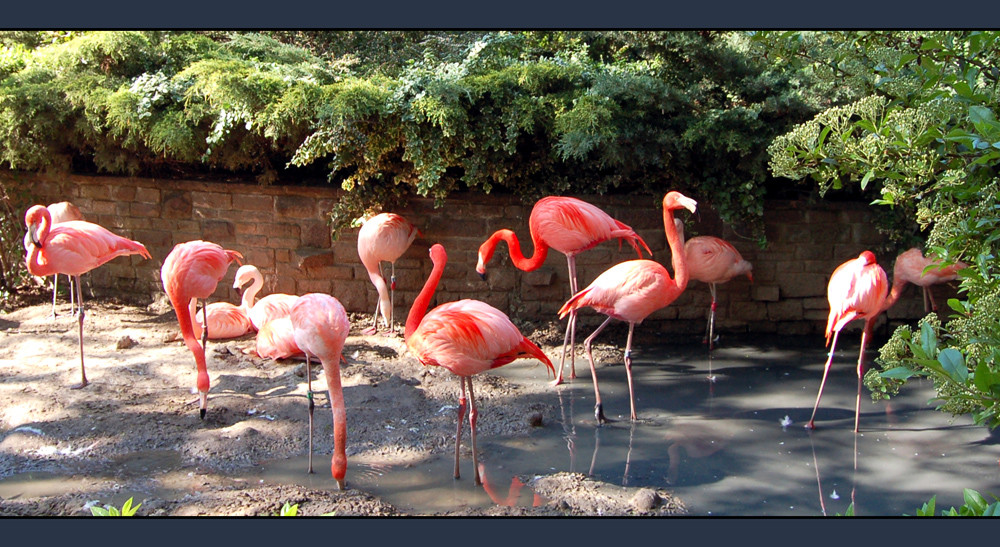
[[336, 478, 346, 490], [679, 196, 698, 214], [199, 391, 208, 420], [28, 223, 41, 247]]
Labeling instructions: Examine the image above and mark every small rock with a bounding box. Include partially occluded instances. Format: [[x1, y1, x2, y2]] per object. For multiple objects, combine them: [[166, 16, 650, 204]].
[[116, 335, 137, 350], [631, 489, 661, 512], [527, 412, 544, 427]]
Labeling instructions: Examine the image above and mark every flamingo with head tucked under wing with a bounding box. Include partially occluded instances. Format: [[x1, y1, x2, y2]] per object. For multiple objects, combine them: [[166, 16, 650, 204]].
[[24, 204, 151, 389], [407, 243, 554, 485], [477, 196, 651, 386], [557, 191, 697, 424], [357, 213, 420, 336], [806, 250, 888, 432], [161, 240, 243, 419]]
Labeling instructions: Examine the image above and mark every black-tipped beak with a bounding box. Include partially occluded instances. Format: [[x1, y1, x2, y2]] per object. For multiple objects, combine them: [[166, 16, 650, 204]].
[[199, 408, 206, 420], [478, 271, 487, 281]]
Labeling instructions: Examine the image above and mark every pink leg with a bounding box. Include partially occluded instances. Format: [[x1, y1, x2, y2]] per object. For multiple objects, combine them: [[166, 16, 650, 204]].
[[583, 316, 615, 424], [306, 353, 314, 474], [70, 275, 88, 389], [467, 377, 481, 486], [806, 329, 841, 429], [623, 322, 638, 421], [854, 324, 873, 433], [454, 380, 467, 479], [554, 256, 580, 386]]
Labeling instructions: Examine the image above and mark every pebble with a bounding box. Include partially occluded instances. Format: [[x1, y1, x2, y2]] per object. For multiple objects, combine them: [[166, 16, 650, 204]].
[[631, 489, 661, 512], [527, 412, 544, 427], [116, 335, 137, 350]]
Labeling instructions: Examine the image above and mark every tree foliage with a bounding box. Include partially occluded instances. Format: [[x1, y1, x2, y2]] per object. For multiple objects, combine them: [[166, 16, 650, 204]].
[[756, 31, 1000, 428]]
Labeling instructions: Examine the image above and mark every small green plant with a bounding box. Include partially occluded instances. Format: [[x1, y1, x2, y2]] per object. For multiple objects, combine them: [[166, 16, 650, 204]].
[[278, 502, 299, 516], [909, 489, 1000, 516], [90, 497, 141, 516], [835, 502, 855, 517]]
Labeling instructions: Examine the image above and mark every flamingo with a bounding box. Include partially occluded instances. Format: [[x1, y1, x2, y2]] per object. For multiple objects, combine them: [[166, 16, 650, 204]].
[[255, 316, 305, 360], [557, 191, 697, 424], [406, 243, 554, 485], [357, 212, 420, 336], [289, 293, 350, 488], [160, 240, 243, 418], [191, 295, 253, 340], [233, 265, 299, 331], [476, 196, 651, 386], [41, 201, 84, 317], [806, 250, 889, 432], [683, 229, 753, 373], [24, 204, 151, 389], [883, 247, 966, 314]]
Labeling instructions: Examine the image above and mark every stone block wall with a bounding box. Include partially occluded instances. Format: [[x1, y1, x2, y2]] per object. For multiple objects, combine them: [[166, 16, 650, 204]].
[[10, 173, 950, 337]]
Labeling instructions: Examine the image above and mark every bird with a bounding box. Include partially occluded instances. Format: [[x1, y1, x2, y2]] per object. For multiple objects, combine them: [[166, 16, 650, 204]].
[[883, 247, 966, 314], [160, 240, 243, 418], [41, 201, 85, 317], [683, 228, 753, 369], [476, 196, 652, 386], [255, 316, 306, 360], [24, 204, 151, 389], [357, 212, 421, 336], [289, 293, 351, 488], [233, 264, 300, 332], [406, 243, 554, 485], [806, 250, 889, 432], [557, 191, 697, 424], [191, 288, 253, 341]]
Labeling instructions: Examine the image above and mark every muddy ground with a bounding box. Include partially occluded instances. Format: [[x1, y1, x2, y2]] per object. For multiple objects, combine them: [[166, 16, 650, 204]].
[[0, 286, 686, 517]]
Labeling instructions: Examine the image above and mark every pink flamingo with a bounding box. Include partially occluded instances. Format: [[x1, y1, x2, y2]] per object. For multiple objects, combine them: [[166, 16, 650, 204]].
[[406, 243, 554, 485], [289, 293, 350, 487], [883, 247, 966, 313], [806, 250, 888, 432], [255, 316, 305, 360], [191, 269, 254, 340], [24, 204, 151, 389], [476, 196, 651, 386], [41, 201, 85, 317], [233, 265, 299, 331], [557, 191, 697, 423], [684, 229, 753, 377], [161, 240, 243, 418], [357, 212, 421, 335]]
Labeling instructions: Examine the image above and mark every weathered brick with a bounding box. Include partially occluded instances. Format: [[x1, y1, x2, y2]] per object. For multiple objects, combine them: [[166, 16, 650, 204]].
[[135, 187, 161, 203], [201, 220, 236, 242], [192, 191, 232, 209], [162, 191, 192, 219], [275, 195, 316, 219]]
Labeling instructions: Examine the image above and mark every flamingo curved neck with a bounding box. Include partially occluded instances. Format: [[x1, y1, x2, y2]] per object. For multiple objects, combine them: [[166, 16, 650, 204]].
[[663, 206, 688, 291], [405, 253, 446, 340], [483, 229, 549, 272], [244, 272, 263, 308]]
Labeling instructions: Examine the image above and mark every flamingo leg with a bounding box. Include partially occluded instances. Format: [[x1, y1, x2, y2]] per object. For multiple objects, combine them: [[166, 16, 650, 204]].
[[583, 316, 615, 424], [454, 379, 468, 480], [623, 322, 638, 422], [806, 329, 841, 430], [468, 377, 481, 486], [554, 256, 580, 386], [306, 353, 314, 474], [854, 324, 873, 433], [707, 283, 718, 351], [199, 299, 209, 419], [51, 275, 58, 317], [70, 275, 88, 389], [389, 262, 396, 335], [69, 274, 76, 317], [925, 286, 938, 313]]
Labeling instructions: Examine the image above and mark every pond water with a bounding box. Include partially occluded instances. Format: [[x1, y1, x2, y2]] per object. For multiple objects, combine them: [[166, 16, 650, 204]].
[[258, 335, 1000, 516]]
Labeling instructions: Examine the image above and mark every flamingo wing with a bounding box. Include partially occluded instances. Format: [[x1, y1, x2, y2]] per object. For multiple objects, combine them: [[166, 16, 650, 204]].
[[250, 293, 300, 331], [256, 316, 305, 360], [195, 302, 252, 340], [685, 236, 753, 284], [290, 294, 350, 362], [532, 197, 649, 257], [559, 260, 672, 324], [826, 255, 889, 341]]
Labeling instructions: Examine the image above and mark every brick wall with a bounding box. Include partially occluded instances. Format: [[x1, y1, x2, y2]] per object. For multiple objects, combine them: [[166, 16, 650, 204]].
[[10, 173, 946, 337]]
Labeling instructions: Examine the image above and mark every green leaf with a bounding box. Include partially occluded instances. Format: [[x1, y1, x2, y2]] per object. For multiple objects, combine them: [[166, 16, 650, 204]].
[[920, 321, 937, 356], [881, 367, 918, 380], [938, 348, 968, 384], [860, 168, 875, 190], [946, 298, 967, 314], [963, 488, 988, 514], [973, 360, 994, 393]]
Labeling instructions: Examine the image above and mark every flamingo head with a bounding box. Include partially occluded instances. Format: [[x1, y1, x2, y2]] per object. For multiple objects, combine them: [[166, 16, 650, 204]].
[[233, 264, 259, 291], [430, 243, 447, 266], [24, 205, 49, 247], [663, 192, 698, 214], [859, 250, 877, 265]]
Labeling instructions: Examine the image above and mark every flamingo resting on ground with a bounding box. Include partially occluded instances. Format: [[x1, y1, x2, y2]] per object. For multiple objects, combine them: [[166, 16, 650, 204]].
[[558, 191, 697, 424], [39, 201, 85, 317], [24, 204, 151, 389], [806, 250, 888, 432], [161, 240, 243, 418], [476, 196, 651, 386], [883, 247, 966, 314], [233, 264, 299, 331], [357, 212, 420, 336], [255, 316, 305, 360], [290, 293, 350, 488], [684, 230, 753, 353], [192, 279, 253, 340], [407, 243, 554, 485]]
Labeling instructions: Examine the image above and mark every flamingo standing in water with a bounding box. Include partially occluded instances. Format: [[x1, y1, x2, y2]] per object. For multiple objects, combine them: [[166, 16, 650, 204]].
[[477, 196, 651, 386], [683, 229, 753, 378], [40, 201, 84, 317], [233, 265, 299, 331], [557, 191, 697, 423], [806, 250, 888, 432], [290, 293, 350, 487], [161, 240, 243, 418], [406, 243, 554, 485], [357, 213, 420, 335], [883, 247, 966, 314], [24, 204, 151, 389]]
